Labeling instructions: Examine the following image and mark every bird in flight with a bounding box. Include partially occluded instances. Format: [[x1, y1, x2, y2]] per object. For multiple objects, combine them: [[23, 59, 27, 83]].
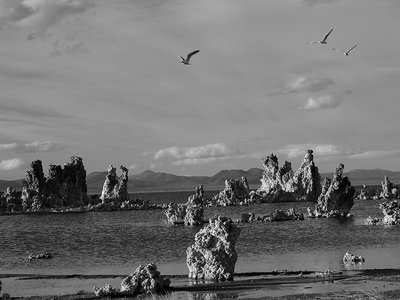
[[178, 50, 200, 65], [306, 29, 333, 45], [332, 44, 358, 56]]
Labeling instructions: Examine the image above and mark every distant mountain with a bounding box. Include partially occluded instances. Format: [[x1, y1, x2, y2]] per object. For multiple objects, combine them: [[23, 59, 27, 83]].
[[0, 179, 25, 192], [2, 168, 400, 194]]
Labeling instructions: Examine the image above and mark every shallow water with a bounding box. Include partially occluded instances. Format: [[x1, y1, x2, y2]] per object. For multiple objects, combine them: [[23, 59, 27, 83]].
[[0, 194, 399, 297]]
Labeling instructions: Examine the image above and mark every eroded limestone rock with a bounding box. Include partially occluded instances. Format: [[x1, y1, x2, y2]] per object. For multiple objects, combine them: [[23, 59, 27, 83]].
[[343, 252, 365, 264], [93, 263, 170, 297], [184, 185, 205, 226], [100, 165, 129, 204], [255, 150, 321, 203], [165, 203, 186, 224], [186, 215, 241, 281], [308, 163, 355, 218], [380, 176, 399, 199], [212, 177, 250, 206]]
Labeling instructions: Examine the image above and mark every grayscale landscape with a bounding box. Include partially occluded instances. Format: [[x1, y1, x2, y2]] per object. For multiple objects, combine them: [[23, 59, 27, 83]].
[[1, 0, 400, 299]]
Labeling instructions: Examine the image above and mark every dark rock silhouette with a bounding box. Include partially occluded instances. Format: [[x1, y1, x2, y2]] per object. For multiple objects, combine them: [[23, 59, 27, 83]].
[[308, 163, 355, 218], [1, 157, 89, 213]]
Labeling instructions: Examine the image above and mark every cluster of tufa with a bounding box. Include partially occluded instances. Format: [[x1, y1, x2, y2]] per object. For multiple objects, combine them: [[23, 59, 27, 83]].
[[100, 165, 129, 204], [366, 200, 400, 225], [308, 163, 355, 218], [186, 215, 241, 281], [343, 252, 365, 264], [252, 150, 321, 203], [211, 177, 251, 206], [164, 185, 205, 225], [0, 157, 88, 213], [93, 263, 170, 297]]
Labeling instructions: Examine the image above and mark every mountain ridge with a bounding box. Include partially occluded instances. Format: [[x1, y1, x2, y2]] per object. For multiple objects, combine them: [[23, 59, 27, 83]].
[[1, 168, 400, 193]]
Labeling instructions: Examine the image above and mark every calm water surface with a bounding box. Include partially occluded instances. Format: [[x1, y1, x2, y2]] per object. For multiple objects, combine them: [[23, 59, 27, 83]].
[[0, 192, 399, 297]]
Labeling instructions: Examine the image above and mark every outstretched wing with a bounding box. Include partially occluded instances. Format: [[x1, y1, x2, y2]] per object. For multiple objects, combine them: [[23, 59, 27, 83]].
[[332, 47, 344, 53], [347, 44, 358, 54], [186, 50, 200, 61], [306, 41, 319, 44], [322, 28, 333, 42], [178, 55, 185, 62]]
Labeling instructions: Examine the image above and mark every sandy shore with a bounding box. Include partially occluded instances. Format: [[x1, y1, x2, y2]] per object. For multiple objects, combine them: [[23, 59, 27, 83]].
[[2, 268, 400, 299]]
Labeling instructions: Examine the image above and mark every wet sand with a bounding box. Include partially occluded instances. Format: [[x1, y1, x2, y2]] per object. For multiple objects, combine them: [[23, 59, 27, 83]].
[[2, 268, 400, 299]]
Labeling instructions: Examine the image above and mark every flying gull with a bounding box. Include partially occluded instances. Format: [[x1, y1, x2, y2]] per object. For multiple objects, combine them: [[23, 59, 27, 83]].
[[332, 44, 358, 56], [306, 29, 333, 45], [178, 50, 200, 65]]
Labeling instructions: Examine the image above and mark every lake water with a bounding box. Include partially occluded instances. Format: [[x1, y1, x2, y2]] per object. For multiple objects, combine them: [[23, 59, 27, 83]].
[[1, 192, 400, 297]]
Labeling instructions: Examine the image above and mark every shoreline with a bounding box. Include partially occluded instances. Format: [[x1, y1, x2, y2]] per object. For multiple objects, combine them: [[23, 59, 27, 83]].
[[3, 268, 400, 299]]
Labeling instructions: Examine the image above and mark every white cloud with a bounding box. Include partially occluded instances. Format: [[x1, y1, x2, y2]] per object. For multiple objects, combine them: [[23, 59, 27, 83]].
[[154, 143, 241, 160], [278, 143, 356, 159], [0, 0, 95, 37], [287, 77, 334, 94], [0, 141, 65, 153], [129, 163, 139, 170], [172, 157, 228, 166], [300, 94, 342, 111], [302, 0, 339, 6], [0, 158, 25, 170], [348, 150, 400, 160]]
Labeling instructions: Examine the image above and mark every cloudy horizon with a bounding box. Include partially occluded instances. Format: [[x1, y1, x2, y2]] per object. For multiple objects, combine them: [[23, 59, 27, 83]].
[[1, 0, 400, 180]]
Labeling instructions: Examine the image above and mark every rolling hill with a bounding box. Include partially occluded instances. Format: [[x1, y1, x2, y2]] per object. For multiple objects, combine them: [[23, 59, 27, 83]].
[[2, 168, 400, 194]]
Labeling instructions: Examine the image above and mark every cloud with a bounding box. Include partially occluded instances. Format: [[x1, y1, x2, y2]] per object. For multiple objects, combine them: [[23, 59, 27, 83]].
[[348, 150, 400, 160], [287, 77, 334, 94], [129, 163, 139, 170], [299, 90, 351, 111], [172, 157, 230, 166], [277, 143, 357, 159], [0, 0, 95, 37], [154, 143, 242, 166], [302, 0, 339, 6], [0, 158, 25, 170], [270, 76, 334, 96], [154, 143, 241, 160], [0, 141, 65, 153], [51, 40, 89, 56]]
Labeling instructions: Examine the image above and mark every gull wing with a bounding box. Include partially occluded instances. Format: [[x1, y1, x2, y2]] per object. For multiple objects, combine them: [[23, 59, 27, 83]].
[[306, 41, 319, 44], [346, 44, 358, 54], [322, 28, 333, 42], [186, 50, 200, 61], [178, 55, 185, 62]]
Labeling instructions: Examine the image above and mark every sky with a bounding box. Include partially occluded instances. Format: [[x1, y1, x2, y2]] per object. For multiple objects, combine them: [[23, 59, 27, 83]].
[[1, 0, 400, 180]]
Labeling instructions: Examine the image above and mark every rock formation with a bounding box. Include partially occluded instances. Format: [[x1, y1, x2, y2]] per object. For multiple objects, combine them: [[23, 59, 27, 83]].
[[0, 157, 90, 213], [62, 156, 88, 207], [164, 185, 205, 225], [380, 176, 399, 199], [93, 263, 170, 297], [308, 163, 355, 218], [212, 177, 251, 206], [28, 252, 52, 261], [164, 203, 186, 224], [100, 165, 129, 204], [365, 200, 400, 226], [253, 150, 321, 203], [356, 184, 372, 200], [380, 200, 400, 225], [186, 215, 241, 281], [184, 185, 205, 226], [343, 252, 365, 264]]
